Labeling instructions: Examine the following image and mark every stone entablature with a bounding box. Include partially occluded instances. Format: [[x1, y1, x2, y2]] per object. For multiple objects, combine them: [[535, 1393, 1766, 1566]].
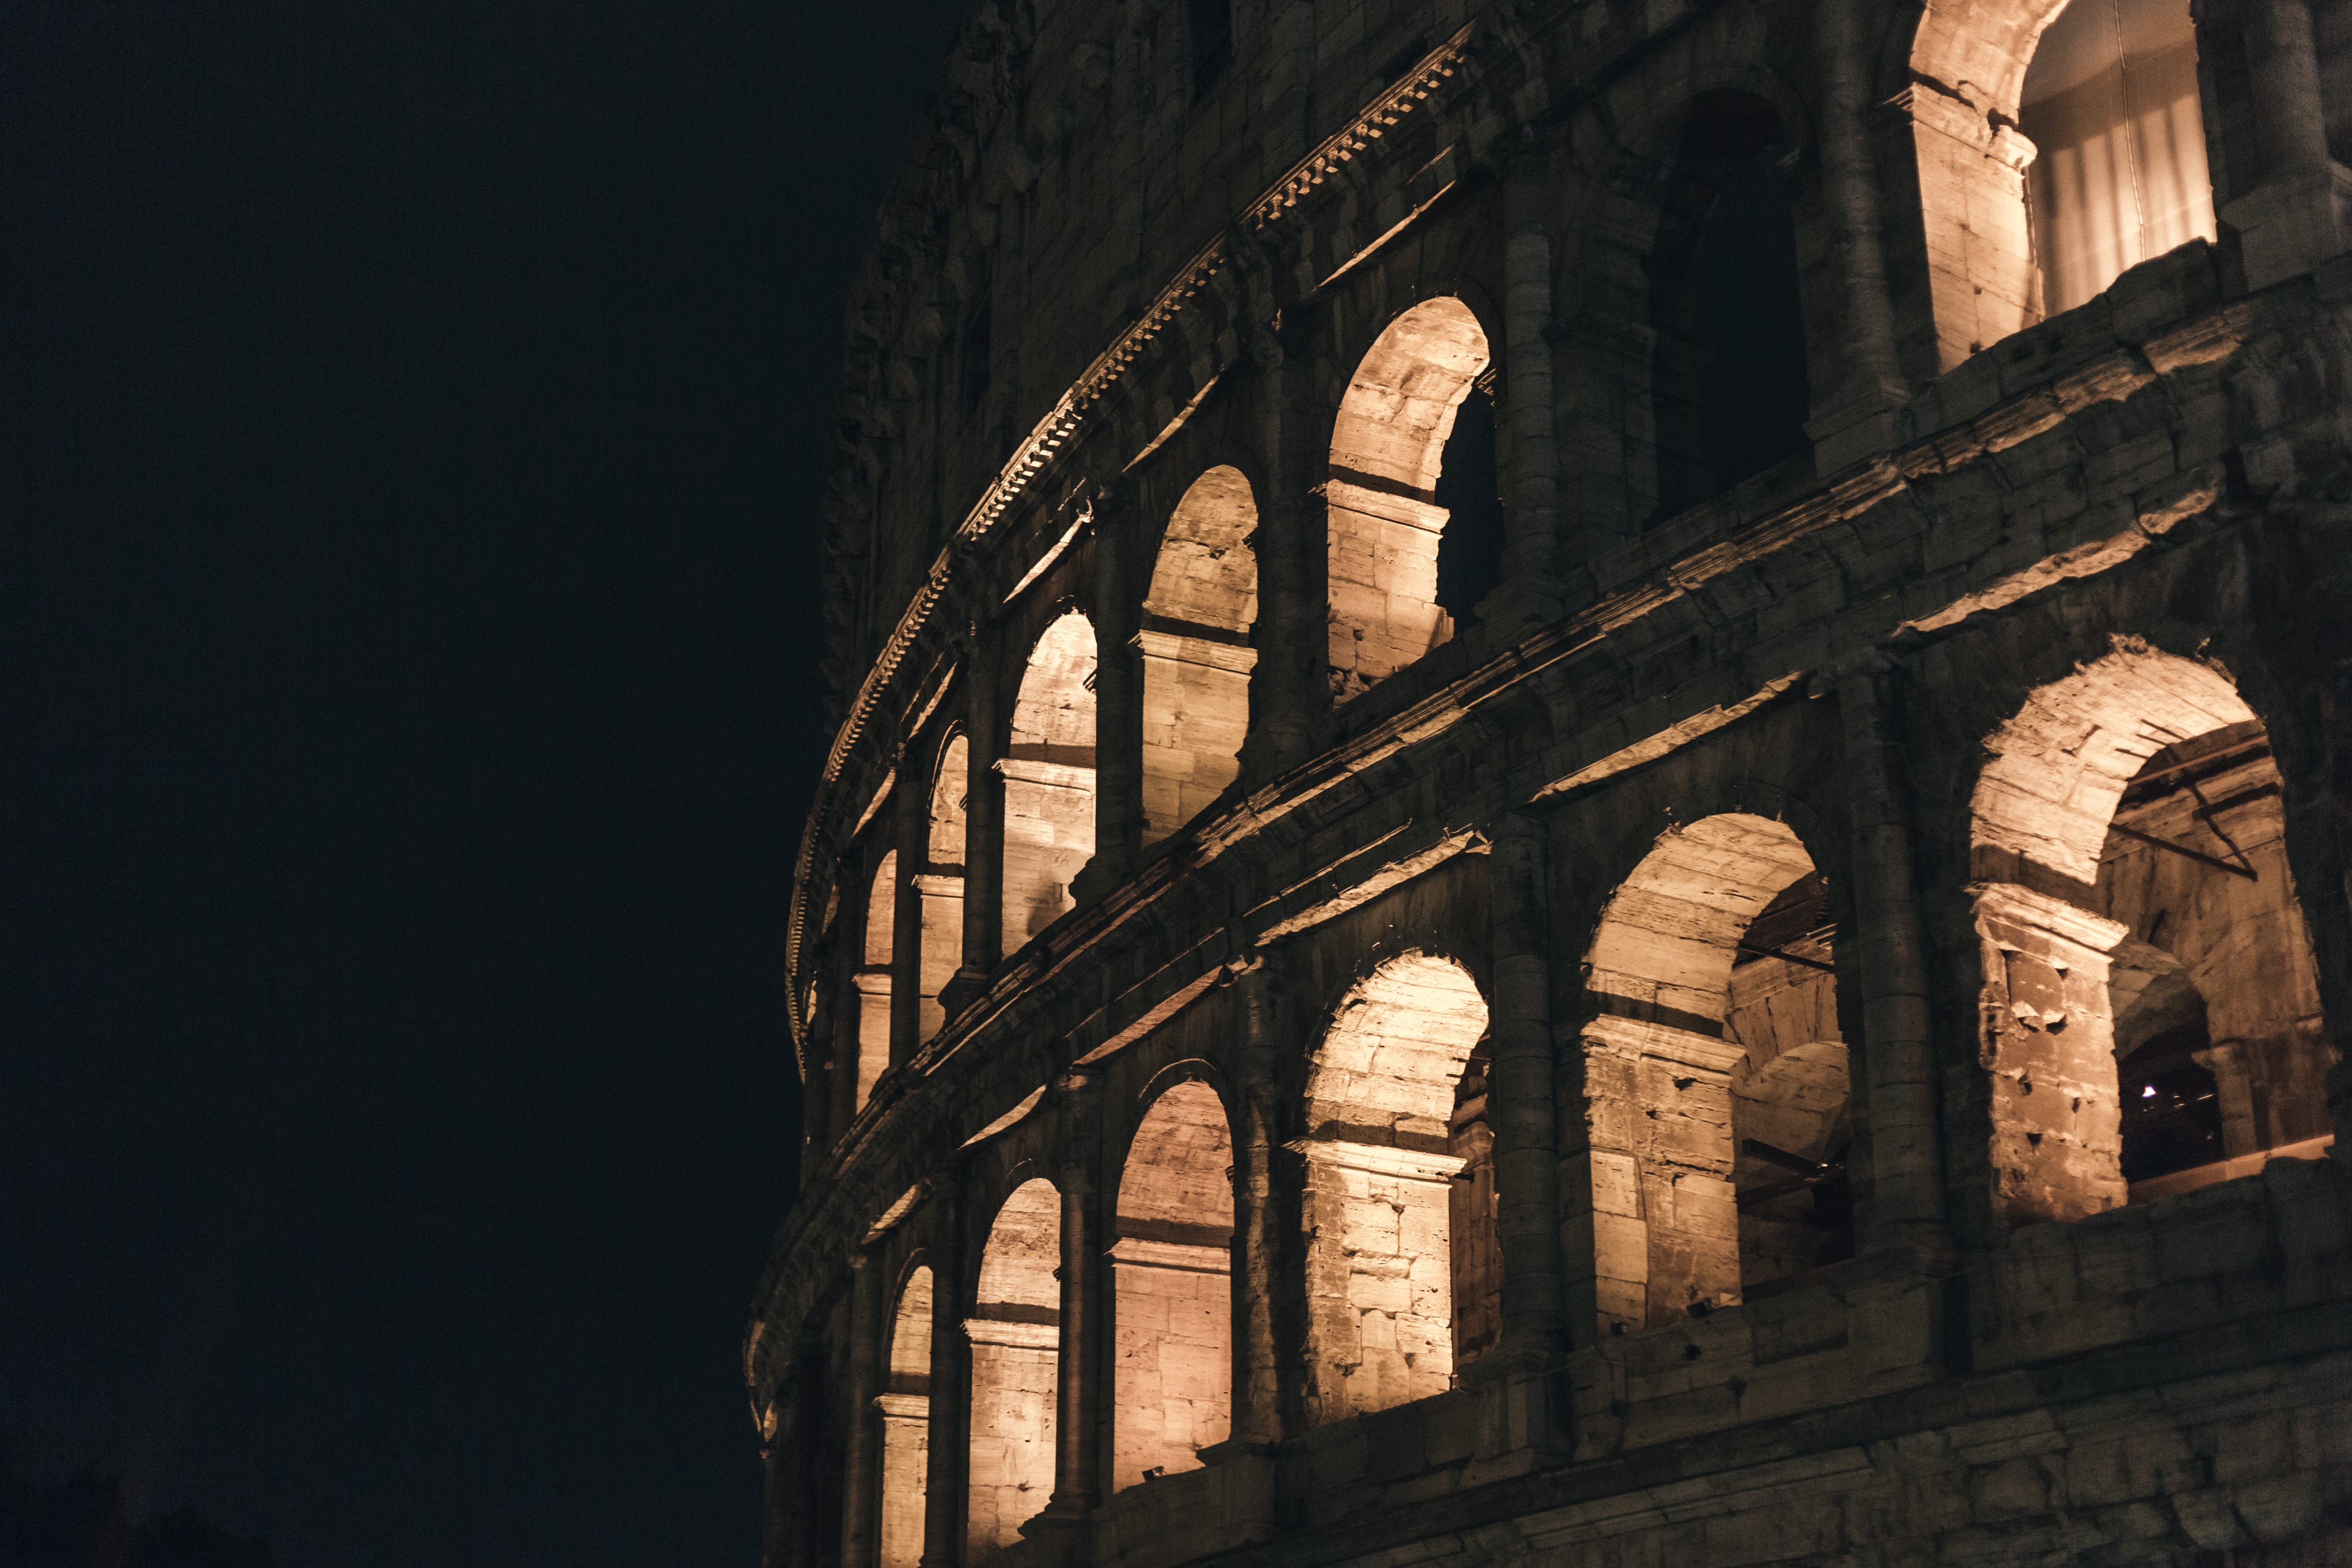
[[764, 0, 2352, 1563]]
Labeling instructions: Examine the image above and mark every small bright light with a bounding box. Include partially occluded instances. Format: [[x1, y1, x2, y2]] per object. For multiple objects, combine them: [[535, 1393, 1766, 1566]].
[[2142, 1084, 2158, 1098]]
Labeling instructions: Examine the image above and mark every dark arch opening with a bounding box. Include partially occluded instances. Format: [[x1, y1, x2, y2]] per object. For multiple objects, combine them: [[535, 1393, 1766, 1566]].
[[1649, 92, 1813, 520], [1695, 150, 1811, 494], [1433, 383, 1504, 624]]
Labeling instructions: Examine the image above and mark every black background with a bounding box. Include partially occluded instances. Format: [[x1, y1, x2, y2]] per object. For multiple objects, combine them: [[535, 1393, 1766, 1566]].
[[7, 1, 959, 1561]]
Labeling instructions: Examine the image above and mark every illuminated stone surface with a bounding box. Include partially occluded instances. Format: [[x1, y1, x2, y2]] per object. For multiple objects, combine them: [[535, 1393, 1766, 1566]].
[[754, 2, 2352, 1563]]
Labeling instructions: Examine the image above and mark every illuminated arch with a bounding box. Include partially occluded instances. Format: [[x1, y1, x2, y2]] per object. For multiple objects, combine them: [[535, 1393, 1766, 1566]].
[[1111, 1077, 1234, 1491], [1140, 468, 1258, 844], [1002, 612, 1098, 955], [1298, 952, 1490, 1423], [1325, 298, 1492, 702], [877, 1264, 933, 1568], [917, 735, 968, 1041], [966, 1177, 1060, 1555], [853, 850, 897, 1111], [1574, 814, 1844, 1334]]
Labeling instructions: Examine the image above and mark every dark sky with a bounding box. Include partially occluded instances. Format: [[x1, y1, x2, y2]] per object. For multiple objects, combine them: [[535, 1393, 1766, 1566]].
[[7, 1, 959, 1562]]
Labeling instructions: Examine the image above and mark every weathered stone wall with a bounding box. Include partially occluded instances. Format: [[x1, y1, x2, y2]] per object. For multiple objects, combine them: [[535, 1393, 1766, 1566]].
[[759, 0, 2352, 1563]]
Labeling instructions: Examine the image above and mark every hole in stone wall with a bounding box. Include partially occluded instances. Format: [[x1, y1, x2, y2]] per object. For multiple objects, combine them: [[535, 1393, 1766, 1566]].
[[878, 1267, 934, 1568], [1970, 646, 2333, 1224], [1432, 385, 1505, 625], [918, 736, 968, 1042], [1581, 815, 1844, 1328], [1001, 613, 1097, 956], [1111, 1080, 1234, 1492], [1299, 952, 1493, 1423], [967, 1179, 1060, 1557], [2021, 0, 2216, 316], [1646, 91, 1810, 522], [1693, 150, 1811, 495], [856, 850, 897, 1111], [1140, 468, 1258, 845], [2095, 720, 2333, 1200], [1324, 298, 1492, 703]]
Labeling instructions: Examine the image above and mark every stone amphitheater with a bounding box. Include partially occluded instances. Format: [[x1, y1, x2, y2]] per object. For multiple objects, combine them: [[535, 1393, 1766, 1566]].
[[751, 0, 2352, 1561]]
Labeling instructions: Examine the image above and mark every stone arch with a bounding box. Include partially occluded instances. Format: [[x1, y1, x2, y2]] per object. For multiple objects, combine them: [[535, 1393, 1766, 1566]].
[[1140, 467, 1258, 844], [918, 733, 969, 1042], [966, 1176, 1060, 1556], [878, 1262, 933, 1568], [1298, 950, 1492, 1423], [1967, 642, 2330, 1227], [854, 849, 897, 1111], [1907, 0, 2216, 368], [1110, 1076, 1234, 1492], [1324, 298, 1493, 702], [1002, 611, 1097, 956], [1573, 813, 1846, 1336]]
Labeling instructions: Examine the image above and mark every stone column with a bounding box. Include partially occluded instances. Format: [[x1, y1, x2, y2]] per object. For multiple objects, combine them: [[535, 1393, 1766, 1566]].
[[1838, 662, 1954, 1256], [920, 1161, 971, 1568], [1076, 487, 1142, 901], [2218, 0, 2349, 288], [758, 1397, 791, 1568], [1229, 956, 1285, 1444], [944, 626, 1004, 1018], [1808, 0, 1909, 469], [1235, 317, 1320, 780], [1495, 172, 1565, 621], [1042, 1067, 1105, 1520], [1488, 815, 1568, 1387], [840, 1249, 886, 1568]]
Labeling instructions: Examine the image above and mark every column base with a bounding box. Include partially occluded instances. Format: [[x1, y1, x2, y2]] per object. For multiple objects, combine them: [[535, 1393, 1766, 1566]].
[[938, 965, 993, 1020]]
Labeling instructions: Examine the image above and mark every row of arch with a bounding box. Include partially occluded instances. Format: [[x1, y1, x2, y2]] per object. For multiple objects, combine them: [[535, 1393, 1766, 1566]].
[[831, 0, 2257, 1115], [845, 642, 2333, 1561]]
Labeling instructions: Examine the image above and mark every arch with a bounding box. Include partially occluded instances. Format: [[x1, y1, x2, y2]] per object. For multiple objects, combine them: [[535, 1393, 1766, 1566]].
[[1969, 643, 2330, 1226], [1907, 0, 2215, 368], [1140, 467, 1258, 844], [1645, 91, 1813, 515], [1573, 815, 1847, 1336], [1325, 298, 1493, 703], [1111, 1078, 1234, 1492], [2020, 0, 2216, 315], [1298, 951, 1492, 1423], [966, 1177, 1060, 1556], [878, 1265, 934, 1568], [1002, 612, 1098, 955], [854, 850, 898, 1111], [918, 735, 969, 1042]]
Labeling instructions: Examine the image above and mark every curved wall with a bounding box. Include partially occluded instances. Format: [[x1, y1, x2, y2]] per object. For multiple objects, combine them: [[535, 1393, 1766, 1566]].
[[762, 2, 2352, 1565]]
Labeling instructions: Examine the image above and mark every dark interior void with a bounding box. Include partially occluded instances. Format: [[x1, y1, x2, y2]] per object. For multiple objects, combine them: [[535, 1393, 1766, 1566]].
[[2119, 1025, 2225, 1183], [1695, 149, 1812, 493], [1433, 386, 1505, 623], [1648, 91, 1813, 521]]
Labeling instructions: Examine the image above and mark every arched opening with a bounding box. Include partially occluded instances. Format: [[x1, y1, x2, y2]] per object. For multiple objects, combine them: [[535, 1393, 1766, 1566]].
[[1431, 381, 1505, 622], [1574, 815, 1849, 1336], [855, 849, 897, 1111], [1969, 643, 2331, 1226], [1650, 92, 1813, 516], [1909, 0, 2216, 369], [918, 735, 969, 1041], [966, 1178, 1060, 1556], [1140, 469, 1258, 845], [1298, 952, 1493, 1423], [1325, 298, 1494, 703], [1002, 613, 1097, 956], [1111, 1079, 1233, 1492], [878, 1266, 933, 1568], [2021, 0, 2217, 315]]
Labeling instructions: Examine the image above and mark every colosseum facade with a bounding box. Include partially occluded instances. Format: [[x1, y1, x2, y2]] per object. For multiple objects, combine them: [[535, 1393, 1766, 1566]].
[[752, 0, 2352, 1561]]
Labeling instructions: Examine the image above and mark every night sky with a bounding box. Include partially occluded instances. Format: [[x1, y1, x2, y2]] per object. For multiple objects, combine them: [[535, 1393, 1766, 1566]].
[[8, 2, 958, 1561]]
